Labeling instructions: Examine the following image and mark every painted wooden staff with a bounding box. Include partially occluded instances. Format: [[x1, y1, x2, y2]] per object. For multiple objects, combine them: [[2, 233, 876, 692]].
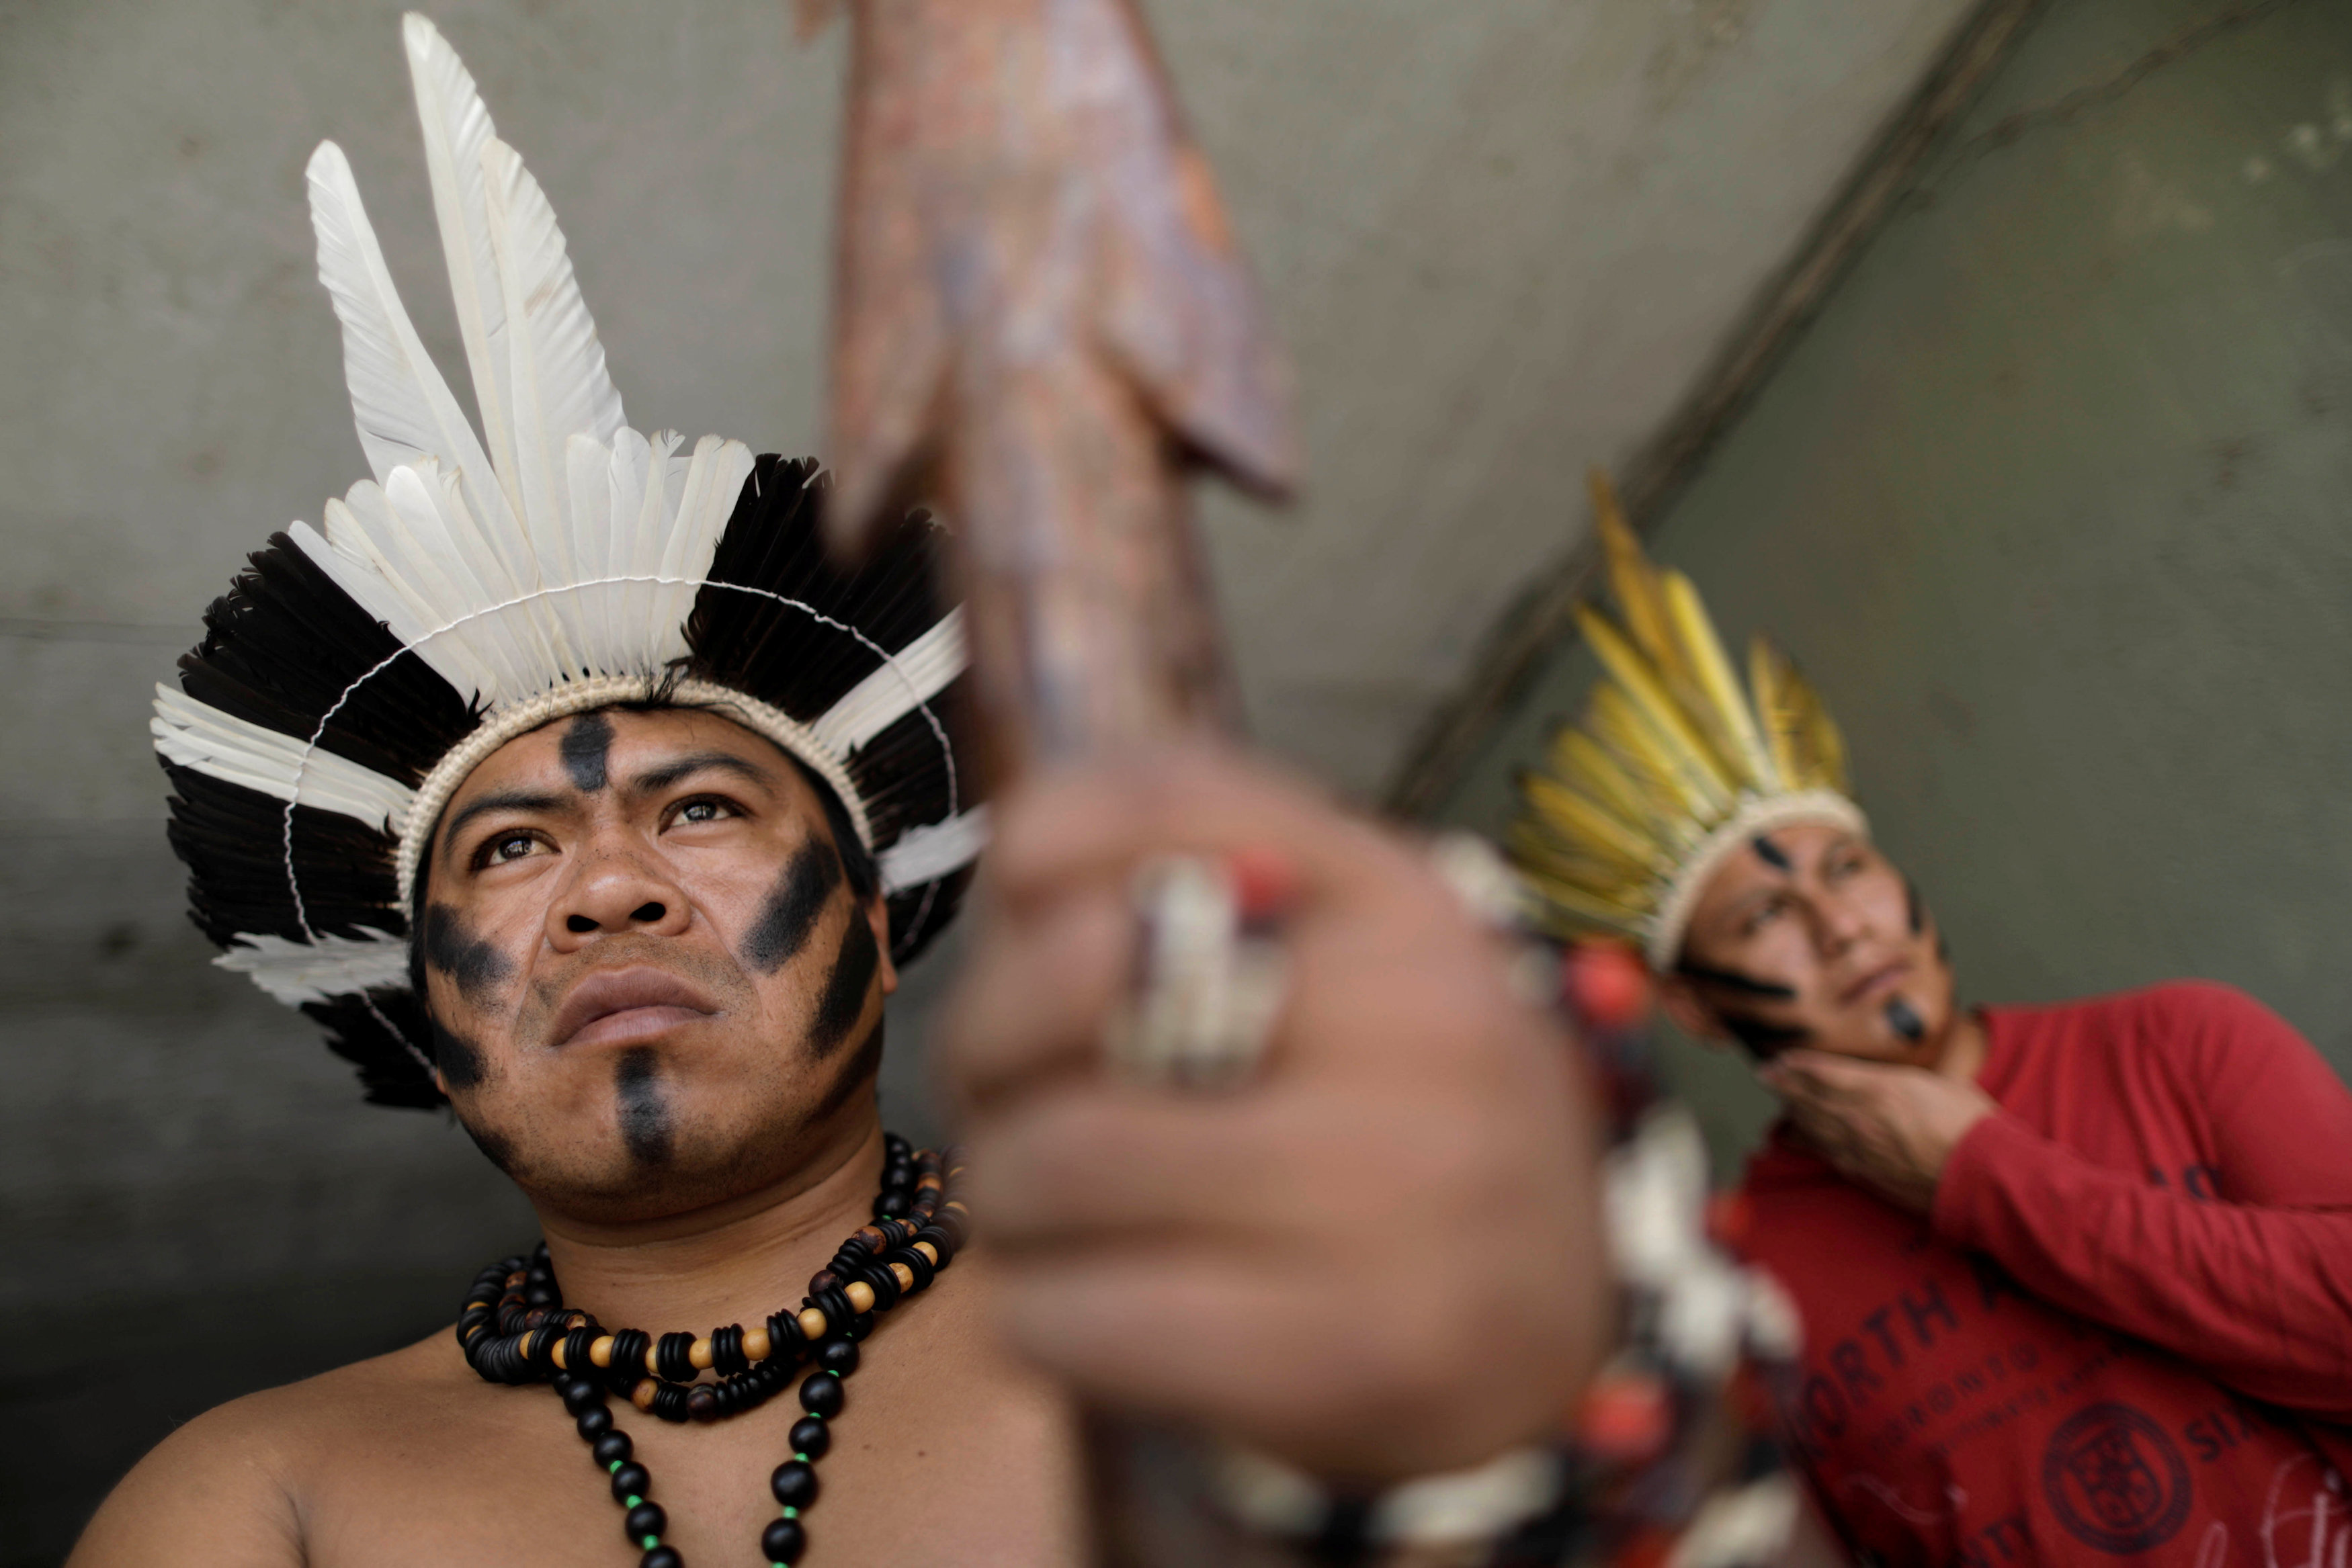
[[805, 1, 1306, 1556], [804, 0, 1298, 779]]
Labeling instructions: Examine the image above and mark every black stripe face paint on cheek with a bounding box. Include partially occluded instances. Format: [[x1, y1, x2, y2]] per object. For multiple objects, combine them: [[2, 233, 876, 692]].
[[1751, 834, 1793, 873], [421, 904, 513, 1006], [1677, 961, 1798, 1002], [559, 711, 613, 793], [1723, 1013, 1808, 1062], [431, 1018, 489, 1090], [614, 1046, 672, 1166], [809, 1019, 886, 1125], [743, 839, 842, 973], [1906, 879, 1925, 937], [808, 912, 880, 1059]]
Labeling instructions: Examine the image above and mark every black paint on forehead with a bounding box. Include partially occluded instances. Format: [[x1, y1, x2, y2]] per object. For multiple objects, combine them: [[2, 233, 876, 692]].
[[1906, 879, 1925, 937], [419, 904, 513, 1006], [559, 711, 614, 794], [743, 838, 843, 974], [1677, 960, 1798, 1003], [808, 912, 880, 1060], [615, 1047, 673, 1166], [1751, 834, 1793, 873]]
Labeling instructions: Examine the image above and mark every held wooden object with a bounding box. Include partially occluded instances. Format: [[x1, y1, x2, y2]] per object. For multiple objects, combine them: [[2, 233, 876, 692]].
[[814, 0, 1298, 774], [810, 4, 1306, 1561]]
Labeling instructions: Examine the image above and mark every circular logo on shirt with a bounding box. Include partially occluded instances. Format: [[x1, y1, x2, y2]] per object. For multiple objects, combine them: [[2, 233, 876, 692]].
[[2042, 1401, 2193, 1553]]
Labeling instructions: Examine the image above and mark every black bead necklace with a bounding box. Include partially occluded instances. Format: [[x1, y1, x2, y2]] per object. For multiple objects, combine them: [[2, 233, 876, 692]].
[[456, 1135, 966, 1567]]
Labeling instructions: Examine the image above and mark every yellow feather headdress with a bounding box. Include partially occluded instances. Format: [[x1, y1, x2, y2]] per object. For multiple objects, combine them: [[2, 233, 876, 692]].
[[1508, 472, 1863, 967]]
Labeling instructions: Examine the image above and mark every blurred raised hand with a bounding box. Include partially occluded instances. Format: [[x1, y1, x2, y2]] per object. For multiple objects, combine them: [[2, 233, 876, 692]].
[[939, 745, 1613, 1483]]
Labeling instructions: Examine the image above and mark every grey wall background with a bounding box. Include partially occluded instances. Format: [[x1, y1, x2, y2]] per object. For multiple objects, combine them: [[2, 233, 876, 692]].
[[9, 0, 2314, 1559], [1439, 0, 2352, 1182]]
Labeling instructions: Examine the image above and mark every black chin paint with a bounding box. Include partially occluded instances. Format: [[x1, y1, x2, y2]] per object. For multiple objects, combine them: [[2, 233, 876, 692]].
[[1677, 961, 1798, 1002], [1884, 996, 1926, 1043], [559, 711, 614, 793], [615, 1046, 672, 1165], [1751, 834, 1793, 873], [420, 904, 513, 1006], [743, 838, 842, 973], [808, 912, 881, 1058]]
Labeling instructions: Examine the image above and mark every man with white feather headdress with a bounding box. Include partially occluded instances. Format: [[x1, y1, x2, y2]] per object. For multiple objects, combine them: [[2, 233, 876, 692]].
[[73, 16, 1640, 1567]]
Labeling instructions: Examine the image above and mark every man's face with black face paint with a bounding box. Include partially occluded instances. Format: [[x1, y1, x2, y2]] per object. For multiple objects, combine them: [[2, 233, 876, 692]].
[[414, 705, 896, 1221], [1657, 822, 1956, 1068]]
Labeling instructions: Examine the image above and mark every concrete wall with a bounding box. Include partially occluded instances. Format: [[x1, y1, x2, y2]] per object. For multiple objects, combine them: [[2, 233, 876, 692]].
[[1438, 0, 2352, 1182], [0, 0, 1978, 1557]]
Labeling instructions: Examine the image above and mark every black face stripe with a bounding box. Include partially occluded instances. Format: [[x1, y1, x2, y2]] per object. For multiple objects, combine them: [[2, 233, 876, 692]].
[[458, 1115, 520, 1176], [559, 711, 614, 794], [808, 1018, 886, 1126], [1721, 1012, 1808, 1062], [1906, 878, 1925, 936], [431, 1017, 490, 1090], [420, 904, 513, 1006], [743, 838, 842, 973], [1884, 996, 1927, 1043], [1751, 834, 1793, 873], [808, 912, 880, 1059], [615, 1046, 672, 1166], [1677, 960, 1798, 1002]]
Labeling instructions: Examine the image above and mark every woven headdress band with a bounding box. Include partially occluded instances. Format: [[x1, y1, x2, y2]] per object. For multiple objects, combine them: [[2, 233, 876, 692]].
[[1507, 472, 1863, 968]]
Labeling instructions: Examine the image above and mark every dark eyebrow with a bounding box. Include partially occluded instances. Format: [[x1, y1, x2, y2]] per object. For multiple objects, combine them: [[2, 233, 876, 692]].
[[624, 751, 780, 797], [437, 789, 567, 865]]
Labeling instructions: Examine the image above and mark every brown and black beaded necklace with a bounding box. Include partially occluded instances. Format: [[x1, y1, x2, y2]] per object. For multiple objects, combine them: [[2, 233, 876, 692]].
[[458, 1134, 966, 1567]]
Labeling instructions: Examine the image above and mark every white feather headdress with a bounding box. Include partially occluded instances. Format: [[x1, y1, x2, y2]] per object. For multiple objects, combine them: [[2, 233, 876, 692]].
[[156, 15, 983, 1106]]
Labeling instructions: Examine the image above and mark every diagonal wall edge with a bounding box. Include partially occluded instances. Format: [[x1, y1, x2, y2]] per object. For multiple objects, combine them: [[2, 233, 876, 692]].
[[1381, 0, 2051, 820]]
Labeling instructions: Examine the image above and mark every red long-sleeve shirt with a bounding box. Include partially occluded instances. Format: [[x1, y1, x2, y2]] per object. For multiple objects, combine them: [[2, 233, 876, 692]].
[[1741, 982, 2352, 1567]]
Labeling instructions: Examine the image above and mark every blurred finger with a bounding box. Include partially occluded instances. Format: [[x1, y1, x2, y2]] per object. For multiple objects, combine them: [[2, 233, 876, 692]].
[[988, 744, 1411, 914], [936, 888, 1133, 1112], [964, 1087, 1366, 1249]]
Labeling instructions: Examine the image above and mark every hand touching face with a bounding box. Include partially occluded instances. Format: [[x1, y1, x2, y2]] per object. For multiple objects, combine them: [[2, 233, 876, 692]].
[[415, 705, 896, 1221], [937, 745, 1611, 1481]]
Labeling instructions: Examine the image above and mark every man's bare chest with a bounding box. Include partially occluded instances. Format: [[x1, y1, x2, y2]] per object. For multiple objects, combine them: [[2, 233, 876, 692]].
[[296, 1334, 1083, 1567]]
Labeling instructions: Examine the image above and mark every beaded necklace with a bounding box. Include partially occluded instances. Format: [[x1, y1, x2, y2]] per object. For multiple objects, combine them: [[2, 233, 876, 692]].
[[457, 1135, 967, 1567]]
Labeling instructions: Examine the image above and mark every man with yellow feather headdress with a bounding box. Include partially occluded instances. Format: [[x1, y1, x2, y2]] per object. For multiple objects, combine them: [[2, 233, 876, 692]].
[[1511, 480, 2352, 1567]]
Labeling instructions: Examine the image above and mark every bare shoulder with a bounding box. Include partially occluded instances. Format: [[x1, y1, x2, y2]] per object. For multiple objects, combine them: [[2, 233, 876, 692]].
[[69, 1331, 466, 1567]]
